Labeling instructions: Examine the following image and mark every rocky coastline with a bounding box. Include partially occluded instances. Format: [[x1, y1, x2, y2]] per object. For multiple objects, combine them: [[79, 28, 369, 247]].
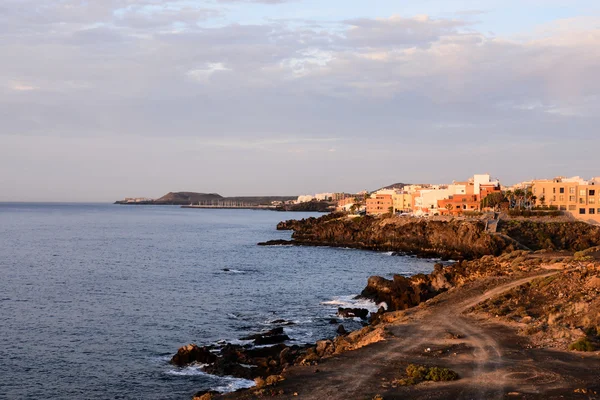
[[174, 214, 600, 400]]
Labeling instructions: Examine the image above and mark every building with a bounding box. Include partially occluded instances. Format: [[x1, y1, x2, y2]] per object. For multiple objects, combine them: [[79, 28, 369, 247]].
[[437, 174, 501, 215], [315, 193, 334, 201], [336, 196, 359, 212], [392, 192, 412, 213], [531, 177, 600, 223], [296, 195, 314, 203], [412, 188, 451, 216], [366, 194, 393, 215]]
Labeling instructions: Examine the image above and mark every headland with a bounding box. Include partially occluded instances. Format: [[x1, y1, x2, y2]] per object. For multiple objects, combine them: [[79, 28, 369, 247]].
[[173, 213, 600, 400]]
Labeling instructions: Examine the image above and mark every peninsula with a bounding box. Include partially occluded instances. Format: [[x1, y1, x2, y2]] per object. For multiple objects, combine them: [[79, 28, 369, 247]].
[[178, 213, 600, 400]]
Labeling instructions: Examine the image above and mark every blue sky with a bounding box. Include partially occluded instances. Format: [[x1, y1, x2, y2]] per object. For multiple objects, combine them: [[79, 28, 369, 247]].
[[1, 0, 600, 201]]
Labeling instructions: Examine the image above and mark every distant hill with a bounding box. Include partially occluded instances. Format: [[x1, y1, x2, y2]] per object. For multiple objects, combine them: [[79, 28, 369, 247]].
[[380, 182, 409, 190], [115, 192, 297, 206], [153, 192, 223, 205]]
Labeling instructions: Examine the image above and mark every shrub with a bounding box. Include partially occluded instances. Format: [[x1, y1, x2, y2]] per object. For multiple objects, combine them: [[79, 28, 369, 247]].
[[406, 364, 428, 379], [426, 366, 459, 382], [569, 338, 596, 352], [405, 364, 459, 382]]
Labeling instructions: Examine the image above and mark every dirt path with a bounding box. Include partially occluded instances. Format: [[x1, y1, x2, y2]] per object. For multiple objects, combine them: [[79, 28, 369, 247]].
[[225, 270, 600, 400]]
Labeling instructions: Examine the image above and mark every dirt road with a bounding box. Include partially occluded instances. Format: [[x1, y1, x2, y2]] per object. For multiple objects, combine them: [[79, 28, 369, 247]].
[[225, 271, 600, 400]]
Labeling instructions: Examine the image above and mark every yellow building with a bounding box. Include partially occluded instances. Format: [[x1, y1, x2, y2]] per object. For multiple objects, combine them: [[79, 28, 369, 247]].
[[392, 192, 413, 213], [531, 177, 600, 223]]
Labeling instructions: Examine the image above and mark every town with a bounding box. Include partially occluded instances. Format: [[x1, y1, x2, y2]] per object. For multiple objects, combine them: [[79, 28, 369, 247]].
[[295, 173, 600, 224]]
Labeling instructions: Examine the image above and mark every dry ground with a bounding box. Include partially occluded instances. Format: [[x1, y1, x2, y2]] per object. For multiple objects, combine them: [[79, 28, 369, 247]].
[[223, 269, 600, 400]]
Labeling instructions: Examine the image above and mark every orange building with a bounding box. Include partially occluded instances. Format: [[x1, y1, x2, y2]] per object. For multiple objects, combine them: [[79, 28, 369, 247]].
[[531, 177, 600, 223], [438, 194, 481, 215], [366, 194, 393, 215]]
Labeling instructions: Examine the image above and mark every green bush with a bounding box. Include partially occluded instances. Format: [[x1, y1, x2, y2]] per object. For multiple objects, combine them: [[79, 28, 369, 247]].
[[569, 338, 596, 352], [406, 364, 459, 382], [406, 364, 429, 379]]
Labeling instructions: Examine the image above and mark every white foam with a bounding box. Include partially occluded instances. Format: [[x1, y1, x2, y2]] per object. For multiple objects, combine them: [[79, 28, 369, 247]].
[[222, 269, 246, 274], [320, 295, 386, 313], [165, 368, 255, 393], [214, 377, 255, 392], [165, 364, 209, 376], [383, 251, 394, 256]]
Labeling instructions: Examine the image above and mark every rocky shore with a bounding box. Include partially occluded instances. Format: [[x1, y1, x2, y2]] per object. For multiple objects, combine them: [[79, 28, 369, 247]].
[[174, 214, 600, 400], [265, 213, 600, 259]]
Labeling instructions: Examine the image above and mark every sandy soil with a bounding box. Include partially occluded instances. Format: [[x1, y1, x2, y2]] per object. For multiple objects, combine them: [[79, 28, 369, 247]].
[[222, 269, 600, 400]]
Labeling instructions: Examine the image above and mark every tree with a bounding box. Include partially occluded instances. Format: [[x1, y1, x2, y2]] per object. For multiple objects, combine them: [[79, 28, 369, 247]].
[[513, 189, 525, 209], [388, 206, 394, 215], [539, 195, 546, 206], [481, 192, 505, 210], [445, 203, 454, 214]]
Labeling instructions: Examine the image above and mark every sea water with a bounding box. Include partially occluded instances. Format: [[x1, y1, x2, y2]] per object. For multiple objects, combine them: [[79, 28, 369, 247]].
[[0, 204, 433, 399]]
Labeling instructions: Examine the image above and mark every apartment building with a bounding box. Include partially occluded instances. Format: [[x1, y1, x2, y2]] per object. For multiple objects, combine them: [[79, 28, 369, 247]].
[[366, 194, 393, 215], [392, 192, 412, 213], [531, 177, 600, 222]]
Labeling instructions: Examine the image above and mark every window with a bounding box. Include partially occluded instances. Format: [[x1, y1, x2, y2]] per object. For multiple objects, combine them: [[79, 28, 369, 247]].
[[533, 188, 537, 194], [569, 205, 576, 211], [569, 195, 576, 202], [590, 190, 596, 196], [552, 195, 556, 201], [580, 189, 586, 196], [560, 205, 567, 211], [590, 197, 596, 204], [580, 208, 586, 214], [570, 187, 575, 194], [580, 198, 586, 204], [559, 195, 564, 201], [553, 188, 556, 194], [590, 208, 596, 215], [560, 187, 565, 194]]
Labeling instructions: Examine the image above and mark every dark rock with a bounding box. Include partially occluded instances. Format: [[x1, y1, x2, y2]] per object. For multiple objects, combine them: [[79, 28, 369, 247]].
[[336, 325, 347, 335], [337, 307, 369, 320], [328, 318, 339, 324], [254, 334, 290, 345], [240, 327, 284, 341], [269, 319, 295, 325], [257, 239, 295, 246], [170, 344, 217, 367]]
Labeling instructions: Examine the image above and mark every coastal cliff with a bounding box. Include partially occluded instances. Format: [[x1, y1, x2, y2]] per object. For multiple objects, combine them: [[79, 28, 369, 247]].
[[270, 214, 600, 259]]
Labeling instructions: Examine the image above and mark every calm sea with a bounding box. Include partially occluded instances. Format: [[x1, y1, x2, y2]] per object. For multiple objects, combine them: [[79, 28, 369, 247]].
[[0, 204, 433, 399]]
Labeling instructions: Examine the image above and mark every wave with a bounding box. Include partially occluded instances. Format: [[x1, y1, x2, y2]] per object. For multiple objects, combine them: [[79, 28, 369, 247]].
[[221, 268, 246, 274], [165, 364, 209, 376], [164, 366, 255, 393], [320, 295, 387, 312]]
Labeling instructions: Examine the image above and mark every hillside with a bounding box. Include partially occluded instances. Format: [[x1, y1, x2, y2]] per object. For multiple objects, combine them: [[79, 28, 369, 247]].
[[153, 192, 223, 205]]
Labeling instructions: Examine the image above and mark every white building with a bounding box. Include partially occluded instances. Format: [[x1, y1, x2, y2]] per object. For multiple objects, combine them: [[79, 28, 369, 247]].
[[296, 195, 315, 203]]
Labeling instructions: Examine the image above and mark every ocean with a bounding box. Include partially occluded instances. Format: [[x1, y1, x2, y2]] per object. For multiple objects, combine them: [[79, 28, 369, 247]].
[[0, 203, 434, 399]]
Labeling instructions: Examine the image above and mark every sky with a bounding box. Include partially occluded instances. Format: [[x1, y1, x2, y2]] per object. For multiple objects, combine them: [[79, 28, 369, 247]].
[[1, 0, 600, 201]]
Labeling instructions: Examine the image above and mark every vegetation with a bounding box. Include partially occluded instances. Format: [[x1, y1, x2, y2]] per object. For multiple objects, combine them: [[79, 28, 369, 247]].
[[406, 364, 459, 382], [480, 192, 505, 210], [569, 337, 596, 352]]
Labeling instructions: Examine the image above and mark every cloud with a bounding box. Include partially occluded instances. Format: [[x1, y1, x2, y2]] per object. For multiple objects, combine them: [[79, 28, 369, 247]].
[[0, 2, 599, 199]]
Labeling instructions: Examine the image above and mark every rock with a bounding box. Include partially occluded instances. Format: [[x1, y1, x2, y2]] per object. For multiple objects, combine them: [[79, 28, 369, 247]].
[[254, 377, 266, 388], [265, 374, 285, 386], [254, 334, 290, 345], [315, 340, 334, 357], [337, 307, 369, 319], [240, 327, 284, 340], [328, 318, 339, 324], [192, 391, 218, 400], [203, 359, 255, 380], [337, 324, 347, 335], [170, 344, 217, 367], [270, 319, 295, 325], [240, 327, 291, 345]]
